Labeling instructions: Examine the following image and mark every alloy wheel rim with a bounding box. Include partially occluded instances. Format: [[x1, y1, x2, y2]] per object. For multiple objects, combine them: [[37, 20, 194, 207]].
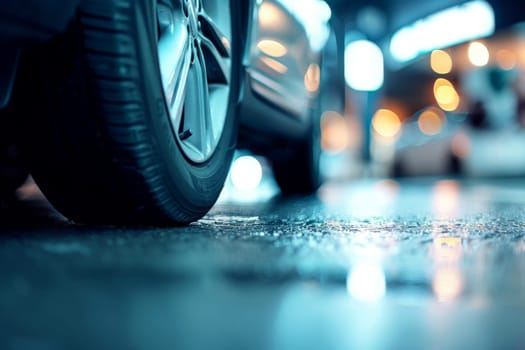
[[157, 0, 232, 163]]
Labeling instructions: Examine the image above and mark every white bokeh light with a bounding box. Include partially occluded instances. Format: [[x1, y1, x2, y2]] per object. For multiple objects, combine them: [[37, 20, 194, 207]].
[[345, 40, 384, 91], [277, 0, 331, 51], [231, 156, 263, 190], [468, 41, 490, 67], [390, 1, 494, 62], [346, 262, 387, 302]]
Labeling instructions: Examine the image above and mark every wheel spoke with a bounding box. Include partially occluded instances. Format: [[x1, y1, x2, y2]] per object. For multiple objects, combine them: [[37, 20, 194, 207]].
[[199, 35, 230, 85], [197, 44, 214, 157], [183, 44, 213, 160], [157, 11, 192, 127], [198, 10, 231, 85], [198, 13, 231, 58]]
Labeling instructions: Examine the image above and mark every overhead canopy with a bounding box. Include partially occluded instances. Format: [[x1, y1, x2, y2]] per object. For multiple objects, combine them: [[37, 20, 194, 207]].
[[327, 0, 524, 39]]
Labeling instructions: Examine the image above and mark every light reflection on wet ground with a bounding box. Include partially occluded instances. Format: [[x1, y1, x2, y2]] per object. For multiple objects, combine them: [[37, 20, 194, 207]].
[[1, 178, 525, 349]]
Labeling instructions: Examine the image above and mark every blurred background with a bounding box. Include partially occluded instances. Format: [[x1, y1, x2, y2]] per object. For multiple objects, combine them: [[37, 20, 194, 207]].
[[224, 0, 525, 200]]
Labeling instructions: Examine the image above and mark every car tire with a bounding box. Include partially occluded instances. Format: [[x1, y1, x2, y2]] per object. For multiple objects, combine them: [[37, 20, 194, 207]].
[[13, 0, 241, 225], [272, 103, 322, 194]]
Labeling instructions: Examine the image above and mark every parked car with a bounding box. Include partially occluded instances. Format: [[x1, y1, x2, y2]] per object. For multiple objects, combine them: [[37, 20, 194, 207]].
[[390, 113, 466, 177], [391, 109, 525, 178], [0, 0, 333, 224]]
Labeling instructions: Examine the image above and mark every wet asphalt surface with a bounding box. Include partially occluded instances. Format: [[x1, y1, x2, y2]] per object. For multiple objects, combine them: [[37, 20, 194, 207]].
[[1, 177, 525, 350]]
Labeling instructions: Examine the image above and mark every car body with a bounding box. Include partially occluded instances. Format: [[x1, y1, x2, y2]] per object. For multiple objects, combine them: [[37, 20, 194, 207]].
[[390, 114, 467, 177], [240, 0, 329, 142], [0, 0, 334, 224], [392, 117, 525, 178]]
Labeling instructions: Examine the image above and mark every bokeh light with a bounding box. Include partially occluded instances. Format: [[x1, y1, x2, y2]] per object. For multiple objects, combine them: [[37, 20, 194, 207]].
[[260, 56, 288, 74], [433, 266, 463, 302], [433, 78, 460, 111], [418, 107, 446, 135], [468, 41, 490, 67], [258, 2, 288, 31], [432, 180, 460, 218], [231, 156, 263, 190], [430, 49, 453, 74], [496, 49, 517, 70], [345, 40, 384, 91], [390, 1, 494, 62], [346, 262, 386, 302], [257, 39, 288, 58], [277, 0, 331, 51], [433, 236, 462, 262], [372, 109, 401, 138], [451, 133, 471, 159], [321, 111, 350, 154], [304, 63, 321, 93]]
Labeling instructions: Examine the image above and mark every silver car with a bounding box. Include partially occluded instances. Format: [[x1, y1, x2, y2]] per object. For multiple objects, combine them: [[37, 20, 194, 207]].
[[0, 0, 333, 224]]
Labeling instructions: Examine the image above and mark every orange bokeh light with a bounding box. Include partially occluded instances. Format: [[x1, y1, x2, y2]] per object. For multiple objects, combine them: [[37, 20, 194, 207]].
[[257, 39, 287, 58], [260, 56, 288, 74], [433, 266, 463, 302], [418, 107, 445, 135], [258, 2, 288, 31], [434, 78, 460, 111], [430, 49, 453, 74], [496, 49, 517, 70], [372, 109, 401, 138], [321, 111, 350, 154], [304, 63, 321, 93]]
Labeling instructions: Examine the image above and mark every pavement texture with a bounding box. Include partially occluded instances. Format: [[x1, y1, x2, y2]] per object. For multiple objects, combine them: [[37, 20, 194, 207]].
[[1, 177, 525, 350]]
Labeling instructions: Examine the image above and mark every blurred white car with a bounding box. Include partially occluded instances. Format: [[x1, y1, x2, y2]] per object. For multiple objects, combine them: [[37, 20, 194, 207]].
[[392, 113, 525, 177]]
